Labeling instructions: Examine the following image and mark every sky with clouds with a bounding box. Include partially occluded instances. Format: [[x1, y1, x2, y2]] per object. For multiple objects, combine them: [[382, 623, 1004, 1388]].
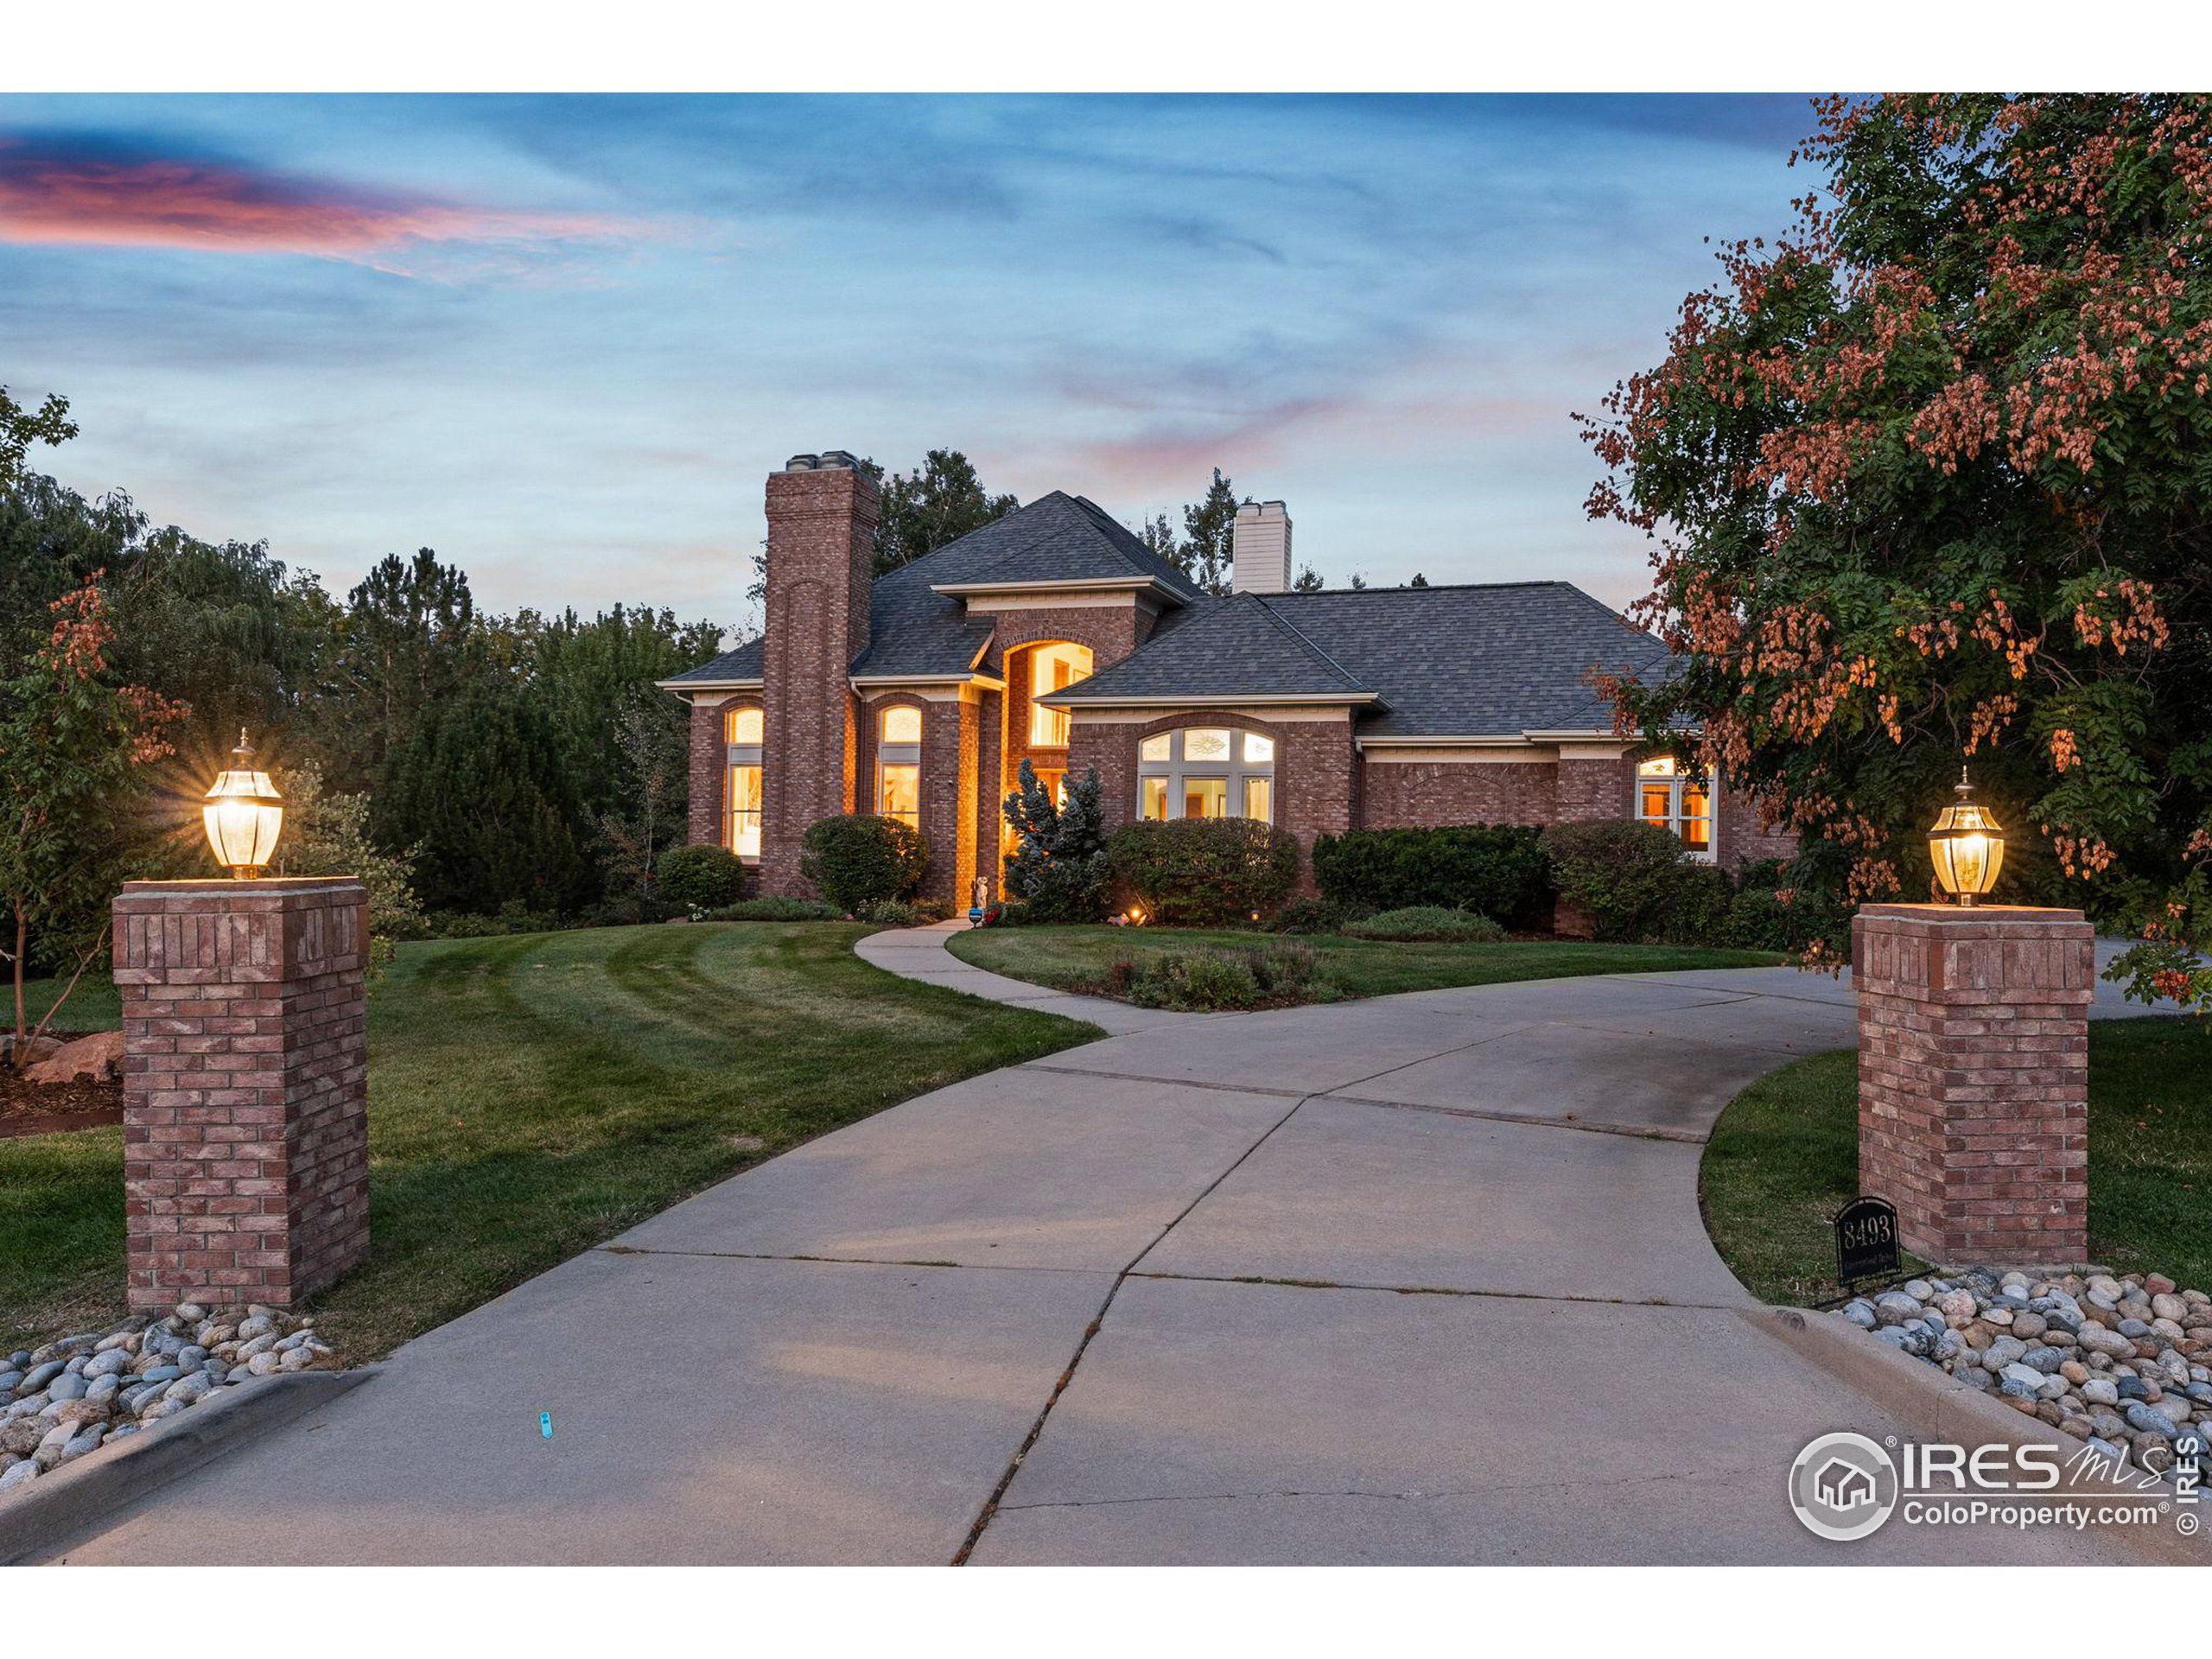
[[0, 94, 1815, 626]]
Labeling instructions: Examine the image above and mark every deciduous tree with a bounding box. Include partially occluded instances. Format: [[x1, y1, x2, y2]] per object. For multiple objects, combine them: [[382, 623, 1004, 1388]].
[[1583, 94, 2212, 998]]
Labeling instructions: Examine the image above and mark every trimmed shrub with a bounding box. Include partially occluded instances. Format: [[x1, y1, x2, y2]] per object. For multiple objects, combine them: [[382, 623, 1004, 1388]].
[[1311, 824, 1552, 929], [656, 844, 747, 911], [1541, 819, 1699, 943], [1269, 896, 1359, 935], [1002, 760, 1113, 923], [1723, 858, 1848, 954], [1106, 817, 1300, 926], [1665, 862, 1735, 945], [799, 813, 929, 912], [577, 893, 685, 928], [1342, 906, 1507, 943], [853, 897, 950, 927], [704, 896, 842, 921], [1104, 941, 1333, 1010]]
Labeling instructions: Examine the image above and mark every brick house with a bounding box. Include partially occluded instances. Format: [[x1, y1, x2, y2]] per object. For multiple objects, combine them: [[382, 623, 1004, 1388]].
[[661, 451, 1794, 906]]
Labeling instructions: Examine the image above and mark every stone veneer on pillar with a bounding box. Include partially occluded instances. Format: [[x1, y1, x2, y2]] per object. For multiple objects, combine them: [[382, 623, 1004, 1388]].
[[1853, 902, 2093, 1267], [113, 877, 370, 1311], [760, 452, 879, 897]]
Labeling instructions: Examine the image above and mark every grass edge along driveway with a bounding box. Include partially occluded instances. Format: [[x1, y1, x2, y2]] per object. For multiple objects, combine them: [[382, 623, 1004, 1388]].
[[1700, 1019, 2212, 1306], [947, 923, 1784, 1002], [1, 921, 1097, 1357]]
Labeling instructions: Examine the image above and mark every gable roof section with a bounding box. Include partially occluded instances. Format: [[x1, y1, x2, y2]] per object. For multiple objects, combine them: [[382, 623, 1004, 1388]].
[[1045, 591, 1375, 704], [930, 492, 1207, 601], [1047, 582, 1669, 737]]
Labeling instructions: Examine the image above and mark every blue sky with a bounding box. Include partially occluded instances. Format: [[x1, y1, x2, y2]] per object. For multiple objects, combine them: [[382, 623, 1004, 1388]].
[[0, 94, 1813, 626]]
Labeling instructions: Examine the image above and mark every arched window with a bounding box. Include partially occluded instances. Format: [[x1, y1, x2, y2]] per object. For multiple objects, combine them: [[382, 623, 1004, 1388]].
[[877, 704, 921, 829], [1636, 755, 1713, 861], [1136, 727, 1274, 823], [722, 704, 764, 860], [1026, 642, 1094, 747]]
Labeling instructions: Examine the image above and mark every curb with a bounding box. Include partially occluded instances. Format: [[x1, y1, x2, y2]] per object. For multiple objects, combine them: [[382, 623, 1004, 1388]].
[[0, 1366, 376, 1565], [1747, 1306, 2208, 1566]]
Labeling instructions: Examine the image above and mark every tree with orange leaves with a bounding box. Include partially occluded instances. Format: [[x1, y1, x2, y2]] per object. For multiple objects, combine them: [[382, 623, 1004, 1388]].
[[1585, 94, 2212, 1009], [1, 574, 186, 1052]]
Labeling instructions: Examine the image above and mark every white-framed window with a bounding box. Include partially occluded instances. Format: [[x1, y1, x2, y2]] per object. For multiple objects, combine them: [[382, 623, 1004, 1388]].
[[722, 704, 764, 861], [1026, 642, 1094, 747], [1636, 755, 1714, 861], [876, 703, 921, 829], [1136, 727, 1275, 823]]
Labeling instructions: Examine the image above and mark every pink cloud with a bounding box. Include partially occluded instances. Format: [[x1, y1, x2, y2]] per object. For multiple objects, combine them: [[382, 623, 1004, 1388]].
[[0, 136, 626, 262]]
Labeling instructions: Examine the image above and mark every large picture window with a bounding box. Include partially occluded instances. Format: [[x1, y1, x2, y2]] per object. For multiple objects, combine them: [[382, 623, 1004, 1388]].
[[1136, 727, 1275, 823], [877, 704, 922, 829], [1636, 755, 1713, 860], [723, 703, 764, 861], [1026, 642, 1094, 747]]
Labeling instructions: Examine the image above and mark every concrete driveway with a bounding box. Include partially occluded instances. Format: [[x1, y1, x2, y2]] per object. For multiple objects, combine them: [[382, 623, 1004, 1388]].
[[46, 927, 2170, 1565]]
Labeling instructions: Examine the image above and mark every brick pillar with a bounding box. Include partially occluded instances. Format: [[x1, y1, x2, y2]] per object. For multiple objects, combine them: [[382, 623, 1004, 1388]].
[[113, 878, 371, 1312], [1853, 902, 2093, 1267]]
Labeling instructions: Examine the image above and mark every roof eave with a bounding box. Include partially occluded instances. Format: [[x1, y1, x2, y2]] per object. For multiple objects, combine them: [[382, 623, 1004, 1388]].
[[931, 575, 1186, 604], [850, 671, 1007, 690], [1046, 690, 1384, 710], [658, 676, 763, 696]]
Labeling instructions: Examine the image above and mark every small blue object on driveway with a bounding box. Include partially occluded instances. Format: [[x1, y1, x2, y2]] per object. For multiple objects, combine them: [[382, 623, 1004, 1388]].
[[540, 1412, 553, 1440]]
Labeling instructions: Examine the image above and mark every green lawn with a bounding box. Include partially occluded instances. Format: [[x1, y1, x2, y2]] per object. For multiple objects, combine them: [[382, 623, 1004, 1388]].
[[1700, 1018, 2212, 1305], [1, 921, 1095, 1355], [948, 924, 1784, 1001], [11, 969, 122, 1035]]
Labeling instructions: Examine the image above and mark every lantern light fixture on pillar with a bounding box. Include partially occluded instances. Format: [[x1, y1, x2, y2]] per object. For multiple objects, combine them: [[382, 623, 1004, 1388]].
[[202, 728, 284, 878], [1928, 765, 2005, 906]]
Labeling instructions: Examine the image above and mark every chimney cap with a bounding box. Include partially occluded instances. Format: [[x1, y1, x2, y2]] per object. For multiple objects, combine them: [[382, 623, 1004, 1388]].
[[785, 454, 820, 472], [817, 449, 858, 471]]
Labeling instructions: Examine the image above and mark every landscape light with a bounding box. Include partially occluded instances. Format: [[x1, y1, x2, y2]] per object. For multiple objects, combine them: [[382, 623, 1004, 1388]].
[[202, 729, 284, 878], [1928, 766, 2004, 906]]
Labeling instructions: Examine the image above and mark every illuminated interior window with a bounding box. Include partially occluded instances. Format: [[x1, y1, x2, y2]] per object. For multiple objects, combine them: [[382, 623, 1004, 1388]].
[[722, 702, 765, 861], [1135, 727, 1274, 823], [878, 764, 920, 828], [1027, 642, 1094, 747], [1636, 756, 1715, 861], [726, 765, 762, 861], [880, 704, 922, 744]]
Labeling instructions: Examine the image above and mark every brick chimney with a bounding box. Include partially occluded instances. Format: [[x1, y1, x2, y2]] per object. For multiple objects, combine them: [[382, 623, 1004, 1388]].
[[1232, 499, 1292, 594], [760, 450, 879, 896]]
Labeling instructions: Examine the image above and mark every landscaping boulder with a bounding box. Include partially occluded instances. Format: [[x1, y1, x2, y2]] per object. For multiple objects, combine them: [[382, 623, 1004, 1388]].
[[23, 1030, 123, 1086]]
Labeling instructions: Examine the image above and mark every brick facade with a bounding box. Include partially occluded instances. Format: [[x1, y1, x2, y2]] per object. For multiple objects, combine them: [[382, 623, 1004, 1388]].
[[112, 878, 371, 1311], [1360, 759, 1559, 828], [683, 459, 1799, 904], [760, 463, 877, 897], [1853, 903, 2093, 1267], [688, 695, 728, 850]]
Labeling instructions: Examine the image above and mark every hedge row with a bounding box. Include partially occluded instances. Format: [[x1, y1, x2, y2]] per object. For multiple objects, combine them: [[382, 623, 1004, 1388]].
[[1311, 825, 1552, 929]]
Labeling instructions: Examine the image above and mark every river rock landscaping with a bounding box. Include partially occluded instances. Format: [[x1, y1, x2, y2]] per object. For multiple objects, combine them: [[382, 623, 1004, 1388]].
[[0, 1302, 337, 1494], [1845, 1268, 2210, 1482]]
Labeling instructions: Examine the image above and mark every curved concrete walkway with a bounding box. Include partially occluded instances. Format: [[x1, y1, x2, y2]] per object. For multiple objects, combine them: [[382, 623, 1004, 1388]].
[[48, 926, 2168, 1566]]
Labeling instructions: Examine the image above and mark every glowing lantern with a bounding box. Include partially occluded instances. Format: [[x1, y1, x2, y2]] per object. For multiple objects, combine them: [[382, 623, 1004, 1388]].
[[202, 729, 284, 877], [1928, 766, 2004, 906]]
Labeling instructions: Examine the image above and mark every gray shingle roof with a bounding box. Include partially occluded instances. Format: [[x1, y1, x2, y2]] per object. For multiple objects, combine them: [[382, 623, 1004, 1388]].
[[666, 491, 1204, 688], [1051, 582, 1669, 737], [661, 632, 763, 686], [1041, 591, 1372, 702], [942, 493, 1207, 600]]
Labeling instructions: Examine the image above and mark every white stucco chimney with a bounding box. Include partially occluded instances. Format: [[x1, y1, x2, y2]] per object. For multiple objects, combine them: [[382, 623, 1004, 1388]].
[[1232, 499, 1292, 594]]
